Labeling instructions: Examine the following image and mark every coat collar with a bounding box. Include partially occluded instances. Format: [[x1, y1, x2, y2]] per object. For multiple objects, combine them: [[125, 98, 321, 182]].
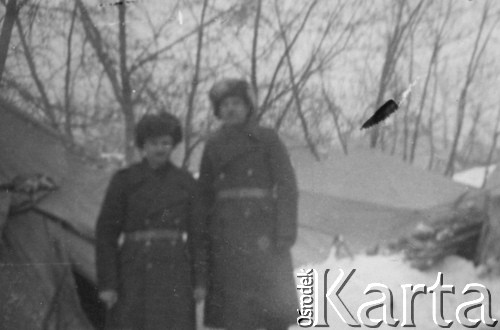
[[139, 158, 174, 173], [127, 159, 174, 186], [208, 123, 264, 171]]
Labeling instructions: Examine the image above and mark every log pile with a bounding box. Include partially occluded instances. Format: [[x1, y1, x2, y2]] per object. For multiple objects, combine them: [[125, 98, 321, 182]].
[[402, 207, 487, 270]]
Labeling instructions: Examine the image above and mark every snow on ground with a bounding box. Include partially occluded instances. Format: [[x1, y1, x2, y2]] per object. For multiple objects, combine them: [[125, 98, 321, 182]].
[[291, 249, 500, 329], [453, 165, 496, 188]]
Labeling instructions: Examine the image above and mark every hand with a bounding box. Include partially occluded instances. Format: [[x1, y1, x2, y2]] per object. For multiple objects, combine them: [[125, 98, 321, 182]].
[[99, 290, 118, 309], [193, 286, 206, 303]]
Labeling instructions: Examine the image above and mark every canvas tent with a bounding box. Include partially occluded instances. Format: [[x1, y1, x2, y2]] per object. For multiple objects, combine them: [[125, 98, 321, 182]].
[[0, 99, 106, 329], [0, 97, 472, 327], [287, 143, 471, 265]]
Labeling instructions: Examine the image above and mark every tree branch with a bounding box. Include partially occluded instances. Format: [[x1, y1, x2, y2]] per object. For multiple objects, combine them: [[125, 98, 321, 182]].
[[128, 6, 235, 75], [75, 0, 122, 104], [260, 1, 319, 117], [250, 0, 262, 100], [63, 2, 77, 141], [15, 15, 57, 127], [275, 0, 319, 160], [0, 0, 22, 82], [183, 0, 209, 168]]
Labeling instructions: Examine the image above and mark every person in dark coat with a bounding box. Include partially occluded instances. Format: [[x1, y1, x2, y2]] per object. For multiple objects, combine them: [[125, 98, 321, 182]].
[[199, 79, 299, 330], [95, 112, 206, 330]]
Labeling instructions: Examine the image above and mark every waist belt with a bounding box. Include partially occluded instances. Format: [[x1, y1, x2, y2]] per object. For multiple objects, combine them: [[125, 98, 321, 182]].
[[125, 229, 187, 243], [216, 187, 273, 199]]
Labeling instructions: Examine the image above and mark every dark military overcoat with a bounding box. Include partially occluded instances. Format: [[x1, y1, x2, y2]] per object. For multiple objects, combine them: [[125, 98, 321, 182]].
[[96, 160, 206, 330], [199, 123, 299, 329]]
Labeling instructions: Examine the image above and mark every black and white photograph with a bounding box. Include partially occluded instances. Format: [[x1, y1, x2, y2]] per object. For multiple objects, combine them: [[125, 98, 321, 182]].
[[1, 0, 500, 329]]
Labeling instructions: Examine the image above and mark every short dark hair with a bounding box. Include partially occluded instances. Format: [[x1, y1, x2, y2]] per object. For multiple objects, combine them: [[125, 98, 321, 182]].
[[134, 112, 182, 149]]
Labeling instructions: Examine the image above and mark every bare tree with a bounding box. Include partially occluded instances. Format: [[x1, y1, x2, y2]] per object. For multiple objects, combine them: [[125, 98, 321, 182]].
[[370, 0, 428, 148], [322, 85, 348, 155], [0, 0, 27, 81], [258, 1, 319, 120], [409, 0, 452, 164], [275, 0, 320, 159], [444, 0, 498, 176], [402, 33, 415, 161], [118, 3, 135, 163], [461, 106, 481, 164], [62, 3, 77, 142], [250, 0, 262, 99], [15, 14, 57, 127], [259, 0, 360, 159], [427, 61, 440, 171], [183, 0, 209, 168]]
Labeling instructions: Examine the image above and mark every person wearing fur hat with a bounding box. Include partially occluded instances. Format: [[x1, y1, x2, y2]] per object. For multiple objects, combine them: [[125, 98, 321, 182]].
[[95, 112, 207, 330], [199, 79, 299, 330]]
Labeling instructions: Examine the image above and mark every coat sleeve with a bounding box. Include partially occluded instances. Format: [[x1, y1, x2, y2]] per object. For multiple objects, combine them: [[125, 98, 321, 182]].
[[95, 170, 127, 291], [267, 131, 299, 249]]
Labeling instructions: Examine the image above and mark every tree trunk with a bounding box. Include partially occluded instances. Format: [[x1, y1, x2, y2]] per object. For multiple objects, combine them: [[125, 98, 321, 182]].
[[322, 87, 348, 155], [391, 112, 399, 156], [427, 64, 439, 171], [410, 42, 436, 164], [118, 3, 135, 164], [402, 34, 415, 162], [444, 0, 495, 176], [250, 0, 262, 102], [16, 16, 57, 127], [370, 0, 427, 148], [275, 0, 319, 160], [259, 0, 318, 119], [461, 107, 481, 164], [76, 0, 122, 103], [410, 1, 452, 164], [63, 3, 77, 142], [274, 96, 294, 131], [183, 0, 208, 169], [444, 88, 467, 176], [0, 0, 20, 82]]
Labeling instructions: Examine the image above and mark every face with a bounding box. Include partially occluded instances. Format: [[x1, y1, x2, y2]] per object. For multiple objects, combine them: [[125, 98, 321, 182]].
[[219, 96, 250, 125], [142, 135, 175, 169]]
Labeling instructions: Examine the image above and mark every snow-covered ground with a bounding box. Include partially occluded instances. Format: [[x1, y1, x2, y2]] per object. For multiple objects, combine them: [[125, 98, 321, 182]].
[[291, 249, 500, 329], [197, 228, 499, 329], [453, 165, 496, 188]]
